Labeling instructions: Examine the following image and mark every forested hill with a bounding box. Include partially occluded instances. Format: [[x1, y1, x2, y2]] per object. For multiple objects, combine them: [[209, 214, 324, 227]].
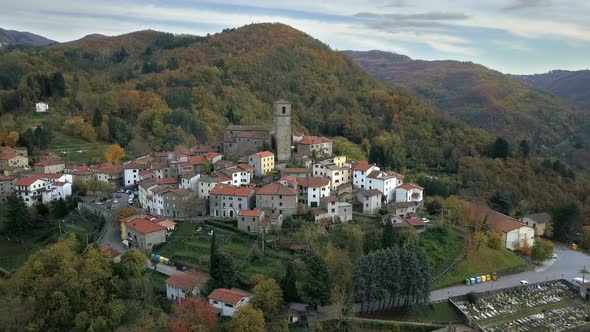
[[514, 70, 590, 111], [0, 23, 588, 216], [345, 50, 590, 173], [0, 28, 56, 47]]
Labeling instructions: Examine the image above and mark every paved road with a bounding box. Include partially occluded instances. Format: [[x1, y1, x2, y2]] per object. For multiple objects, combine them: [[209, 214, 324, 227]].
[[430, 244, 590, 301], [97, 192, 139, 253]]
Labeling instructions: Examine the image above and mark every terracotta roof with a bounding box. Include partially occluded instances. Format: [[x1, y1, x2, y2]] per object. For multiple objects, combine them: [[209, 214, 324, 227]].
[[253, 151, 274, 158], [53, 181, 68, 187], [464, 203, 532, 233], [279, 176, 298, 184], [189, 155, 207, 165], [125, 218, 167, 234], [399, 183, 424, 191], [100, 245, 122, 258], [16, 175, 44, 186], [282, 168, 312, 174], [367, 170, 382, 179], [237, 164, 253, 172], [0, 153, 17, 160], [297, 176, 330, 188], [139, 169, 152, 176], [123, 161, 150, 170], [0, 175, 14, 181], [238, 210, 264, 217], [391, 201, 417, 208], [208, 288, 249, 305], [386, 171, 404, 179], [360, 189, 383, 197], [352, 162, 373, 172], [298, 136, 332, 145], [156, 178, 177, 185], [166, 270, 209, 290], [210, 184, 254, 197], [405, 218, 426, 227], [204, 152, 221, 159], [189, 145, 219, 154], [256, 182, 297, 196]]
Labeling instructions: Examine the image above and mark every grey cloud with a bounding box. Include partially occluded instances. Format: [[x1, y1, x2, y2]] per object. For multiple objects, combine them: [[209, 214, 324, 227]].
[[501, 0, 551, 11], [377, 0, 410, 9], [355, 11, 469, 21]]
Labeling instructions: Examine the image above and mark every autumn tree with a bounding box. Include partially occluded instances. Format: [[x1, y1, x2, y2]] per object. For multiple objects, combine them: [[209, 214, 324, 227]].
[[488, 232, 503, 250], [5, 131, 19, 147], [231, 304, 265, 332], [169, 297, 217, 332], [105, 144, 125, 164], [114, 206, 136, 225], [250, 277, 283, 319], [531, 238, 554, 263]]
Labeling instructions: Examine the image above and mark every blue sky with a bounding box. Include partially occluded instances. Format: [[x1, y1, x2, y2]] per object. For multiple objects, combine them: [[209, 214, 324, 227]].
[[2, 0, 589, 74]]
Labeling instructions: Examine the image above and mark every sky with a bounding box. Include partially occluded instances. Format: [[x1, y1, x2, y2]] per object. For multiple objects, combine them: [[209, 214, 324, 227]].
[[2, 0, 589, 74]]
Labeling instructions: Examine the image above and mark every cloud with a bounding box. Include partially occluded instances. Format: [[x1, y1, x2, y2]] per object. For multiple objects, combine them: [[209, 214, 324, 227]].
[[501, 0, 551, 11], [355, 11, 469, 21], [377, 0, 411, 9]]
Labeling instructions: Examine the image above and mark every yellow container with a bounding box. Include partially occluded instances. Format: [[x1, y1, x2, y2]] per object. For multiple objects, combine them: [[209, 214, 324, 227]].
[[481, 275, 487, 282]]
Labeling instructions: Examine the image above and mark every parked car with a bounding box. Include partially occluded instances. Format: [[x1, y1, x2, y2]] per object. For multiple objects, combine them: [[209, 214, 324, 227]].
[[113, 200, 119, 204], [128, 199, 134, 205], [520, 280, 530, 285], [125, 190, 132, 194], [551, 253, 557, 259]]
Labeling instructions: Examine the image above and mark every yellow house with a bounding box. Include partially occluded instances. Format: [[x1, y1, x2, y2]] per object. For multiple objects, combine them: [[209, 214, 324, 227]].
[[248, 151, 275, 177]]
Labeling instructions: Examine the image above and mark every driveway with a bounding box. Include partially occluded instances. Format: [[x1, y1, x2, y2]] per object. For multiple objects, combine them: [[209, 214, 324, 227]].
[[430, 244, 590, 301]]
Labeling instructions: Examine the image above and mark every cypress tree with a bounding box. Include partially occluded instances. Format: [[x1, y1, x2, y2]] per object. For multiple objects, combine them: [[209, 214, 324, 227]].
[[382, 220, 394, 248], [302, 256, 332, 307], [281, 262, 299, 302]]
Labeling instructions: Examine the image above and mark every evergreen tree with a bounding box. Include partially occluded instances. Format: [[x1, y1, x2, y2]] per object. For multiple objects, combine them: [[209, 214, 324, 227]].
[[302, 255, 332, 307], [281, 262, 299, 302], [519, 139, 531, 159], [490, 137, 511, 160], [52, 198, 69, 219], [92, 108, 103, 127], [5, 193, 31, 236], [382, 220, 394, 248]]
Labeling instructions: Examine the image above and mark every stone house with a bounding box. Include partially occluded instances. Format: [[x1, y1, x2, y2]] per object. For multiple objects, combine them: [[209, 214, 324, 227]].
[[209, 184, 255, 218], [255, 182, 298, 217], [166, 269, 209, 301]]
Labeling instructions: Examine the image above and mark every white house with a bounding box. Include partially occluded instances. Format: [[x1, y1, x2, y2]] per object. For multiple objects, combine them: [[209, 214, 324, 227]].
[[209, 184, 255, 218], [165, 270, 208, 302], [123, 160, 150, 187], [352, 162, 379, 189], [208, 288, 250, 317], [49, 181, 72, 201], [35, 102, 49, 113], [15, 176, 48, 207], [367, 170, 403, 203], [357, 189, 383, 215], [320, 196, 353, 222], [180, 173, 200, 192], [465, 203, 535, 250], [218, 164, 252, 187], [312, 158, 352, 191], [297, 176, 330, 208], [248, 151, 275, 177], [395, 183, 424, 204], [196, 173, 231, 199]]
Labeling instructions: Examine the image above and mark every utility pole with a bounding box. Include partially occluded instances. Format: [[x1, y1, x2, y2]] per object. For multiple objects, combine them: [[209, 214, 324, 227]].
[[58, 219, 63, 237], [261, 231, 265, 255]]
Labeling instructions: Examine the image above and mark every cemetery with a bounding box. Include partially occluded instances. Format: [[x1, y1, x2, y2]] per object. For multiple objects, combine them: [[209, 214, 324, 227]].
[[451, 280, 590, 331]]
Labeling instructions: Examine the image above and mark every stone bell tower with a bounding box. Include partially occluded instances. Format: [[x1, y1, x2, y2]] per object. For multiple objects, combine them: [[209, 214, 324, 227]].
[[273, 100, 292, 162]]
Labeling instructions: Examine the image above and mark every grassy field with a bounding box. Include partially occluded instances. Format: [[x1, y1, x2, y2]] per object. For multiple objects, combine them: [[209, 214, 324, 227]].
[[146, 269, 168, 293], [46, 131, 108, 164], [359, 302, 462, 324], [0, 214, 99, 273], [419, 224, 464, 273], [156, 222, 295, 287], [433, 246, 526, 289]]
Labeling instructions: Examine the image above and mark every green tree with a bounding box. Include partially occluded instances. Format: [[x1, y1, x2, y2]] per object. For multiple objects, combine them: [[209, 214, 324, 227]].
[[93, 108, 103, 127], [4, 193, 31, 236], [302, 255, 332, 307], [488, 232, 503, 250], [489, 137, 510, 160], [52, 198, 69, 219], [118, 249, 146, 279], [382, 220, 394, 249], [531, 238, 554, 263], [231, 304, 265, 332], [551, 201, 581, 243], [251, 277, 283, 319], [281, 262, 299, 302], [519, 139, 531, 159]]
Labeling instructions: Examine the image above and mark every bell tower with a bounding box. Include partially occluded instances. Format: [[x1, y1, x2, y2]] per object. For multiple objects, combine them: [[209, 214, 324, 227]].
[[273, 100, 292, 162]]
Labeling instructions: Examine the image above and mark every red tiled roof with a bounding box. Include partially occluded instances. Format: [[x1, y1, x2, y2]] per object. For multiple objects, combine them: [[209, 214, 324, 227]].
[[367, 170, 381, 179], [257, 182, 297, 196], [166, 270, 209, 290], [123, 161, 149, 169], [0, 153, 17, 160], [0, 175, 14, 181], [204, 152, 221, 159], [237, 163, 253, 171], [16, 175, 44, 186], [464, 203, 532, 233], [100, 245, 122, 258], [352, 162, 373, 172], [279, 176, 298, 184], [253, 151, 274, 158], [208, 288, 249, 305], [238, 210, 264, 217], [411, 192, 421, 198], [297, 176, 330, 188], [399, 183, 424, 191], [157, 178, 177, 185], [189, 155, 207, 165], [298, 136, 332, 145], [210, 184, 254, 197], [405, 218, 426, 227], [125, 218, 167, 234], [53, 182, 68, 187]]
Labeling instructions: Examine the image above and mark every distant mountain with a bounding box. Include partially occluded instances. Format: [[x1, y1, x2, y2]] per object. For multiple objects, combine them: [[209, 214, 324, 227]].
[[0, 28, 56, 47], [514, 70, 590, 111], [65, 33, 109, 44]]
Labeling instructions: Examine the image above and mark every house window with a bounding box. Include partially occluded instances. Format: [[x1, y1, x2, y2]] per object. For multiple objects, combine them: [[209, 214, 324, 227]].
[[282, 106, 286, 114]]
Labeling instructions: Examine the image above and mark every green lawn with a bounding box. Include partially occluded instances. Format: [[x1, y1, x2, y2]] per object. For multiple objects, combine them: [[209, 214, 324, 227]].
[[419, 224, 464, 273], [46, 131, 108, 164], [156, 222, 294, 287], [146, 270, 168, 293], [433, 246, 526, 289]]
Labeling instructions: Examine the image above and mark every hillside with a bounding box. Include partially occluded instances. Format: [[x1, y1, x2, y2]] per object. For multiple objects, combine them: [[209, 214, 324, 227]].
[[0, 23, 588, 215], [345, 50, 590, 173], [0, 28, 56, 47], [514, 70, 590, 111]]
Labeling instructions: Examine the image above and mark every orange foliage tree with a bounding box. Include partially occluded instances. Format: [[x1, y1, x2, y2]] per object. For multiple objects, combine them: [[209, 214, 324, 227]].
[[105, 144, 125, 164], [5, 131, 19, 147], [168, 297, 218, 332]]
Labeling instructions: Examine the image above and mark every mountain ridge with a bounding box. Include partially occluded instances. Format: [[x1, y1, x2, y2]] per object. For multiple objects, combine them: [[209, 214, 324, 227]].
[[513, 70, 590, 111], [0, 27, 57, 47]]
